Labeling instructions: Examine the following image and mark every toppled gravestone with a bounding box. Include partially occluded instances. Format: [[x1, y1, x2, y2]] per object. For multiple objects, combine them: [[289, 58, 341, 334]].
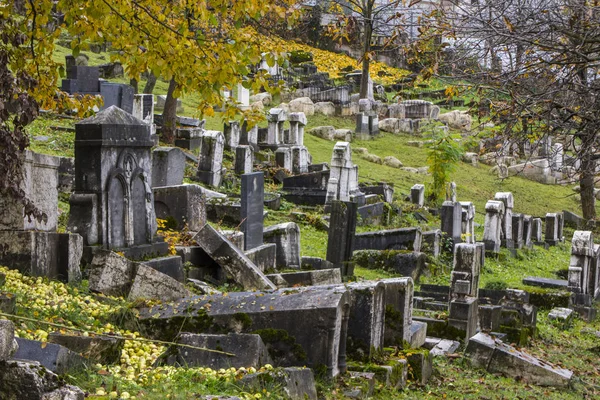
[[193, 224, 276, 291], [128, 264, 192, 302], [139, 286, 351, 378], [465, 332, 573, 387], [161, 333, 272, 369], [88, 250, 138, 296]]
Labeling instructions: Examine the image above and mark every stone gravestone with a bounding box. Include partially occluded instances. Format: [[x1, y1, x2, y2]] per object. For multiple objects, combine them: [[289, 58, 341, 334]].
[[237, 83, 250, 109], [568, 231, 596, 320], [196, 130, 225, 187], [132, 94, 154, 126], [288, 112, 307, 146], [0, 151, 83, 283], [449, 243, 481, 340], [275, 147, 292, 171], [241, 172, 264, 251], [532, 217, 544, 244], [68, 106, 162, 257], [441, 201, 462, 244], [545, 213, 560, 246], [267, 108, 287, 145], [511, 213, 524, 250], [460, 202, 476, 244], [326, 201, 358, 276], [151, 147, 186, 188], [235, 146, 254, 175], [410, 184, 425, 208], [483, 200, 505, 253], [494, 192, 514, 248], [325, 142, 361, 204], [224, 121, 241, 149], [522, 215, 533, 249]]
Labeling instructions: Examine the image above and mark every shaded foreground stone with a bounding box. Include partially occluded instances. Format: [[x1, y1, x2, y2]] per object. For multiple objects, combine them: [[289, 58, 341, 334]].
[[139, 286, 350, 377]]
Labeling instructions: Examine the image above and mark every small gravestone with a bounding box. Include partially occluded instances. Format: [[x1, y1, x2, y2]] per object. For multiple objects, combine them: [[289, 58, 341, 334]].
[[275, 147, 292, 171], [494, 192, 514, 248], [483, 200, 504, 253], [224, 121, 241, 149], [264, 222, 301, 269], [196, 130, 225, 187], [152, 147, 186, 188], [241, 172, 264, 251], [235, 145, 253, 175], [410, 184, 425, 207], [441, 201, 462, 244], [545, 213, 560, 245], [153, 184, 207, 231]]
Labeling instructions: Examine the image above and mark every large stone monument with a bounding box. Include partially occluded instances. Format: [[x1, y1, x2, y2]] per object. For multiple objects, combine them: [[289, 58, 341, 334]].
[[68, 106, 165, 258]]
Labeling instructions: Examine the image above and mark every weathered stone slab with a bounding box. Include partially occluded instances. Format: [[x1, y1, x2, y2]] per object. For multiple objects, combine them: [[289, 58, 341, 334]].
[[409, 321, 427, 349], [88, 250, 138, 296], [193, 224, 276, 290], [13, 338, 87, 374], [128, 264, 192, 302], [164, 333, 272, 369], [354, 227, 422, 252], [522, 277, 568, 289], [301, 256, 335, 270], [424, 337, 460, 356], [267, 269, 342, 288], [406, 351, 433, 385], [48, 333, 123, 364], [0, 150, 60, 231], [153, 184, 207, 231], [142, 255, 185, 282], [152, 147, 186, 188], [139, 286, 351, 377], [465, 332, 573, 387], [381, 278, 413, 346], [244, 243, 276, 272], [263, 223, 301, 270], [0, 231, 83, 283]]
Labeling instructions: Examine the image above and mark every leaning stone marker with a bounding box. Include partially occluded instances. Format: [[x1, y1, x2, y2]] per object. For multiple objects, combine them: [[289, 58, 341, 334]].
[[193, 224, 276, 290], [241, 172, 264, 251], [465, 332, 573, 387]]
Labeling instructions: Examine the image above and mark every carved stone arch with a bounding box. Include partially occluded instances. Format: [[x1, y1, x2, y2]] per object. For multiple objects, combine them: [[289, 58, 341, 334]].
[[106, 171, 129, 249], [130, 167, 153, 245]]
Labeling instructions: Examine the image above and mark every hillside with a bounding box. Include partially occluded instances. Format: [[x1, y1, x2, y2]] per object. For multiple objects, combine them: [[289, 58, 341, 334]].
[[6, 38, 600, 400]]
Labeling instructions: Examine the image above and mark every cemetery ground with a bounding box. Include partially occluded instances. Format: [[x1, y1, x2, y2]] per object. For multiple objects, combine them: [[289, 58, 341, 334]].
[[15, 105, 600, 399]]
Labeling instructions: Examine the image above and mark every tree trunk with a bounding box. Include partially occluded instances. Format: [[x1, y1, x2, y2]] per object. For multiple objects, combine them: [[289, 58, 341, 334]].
[[143, 73, 157, 94], [359, 15, 373, 99], [130, 78, 138, 94], [161, 78, 178, 145], [580, 152, 596, 223]]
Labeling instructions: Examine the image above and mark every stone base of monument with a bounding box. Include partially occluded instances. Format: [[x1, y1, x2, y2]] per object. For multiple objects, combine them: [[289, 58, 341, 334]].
[[0, 231, 82, 283], [449, 297, 479, 341]]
